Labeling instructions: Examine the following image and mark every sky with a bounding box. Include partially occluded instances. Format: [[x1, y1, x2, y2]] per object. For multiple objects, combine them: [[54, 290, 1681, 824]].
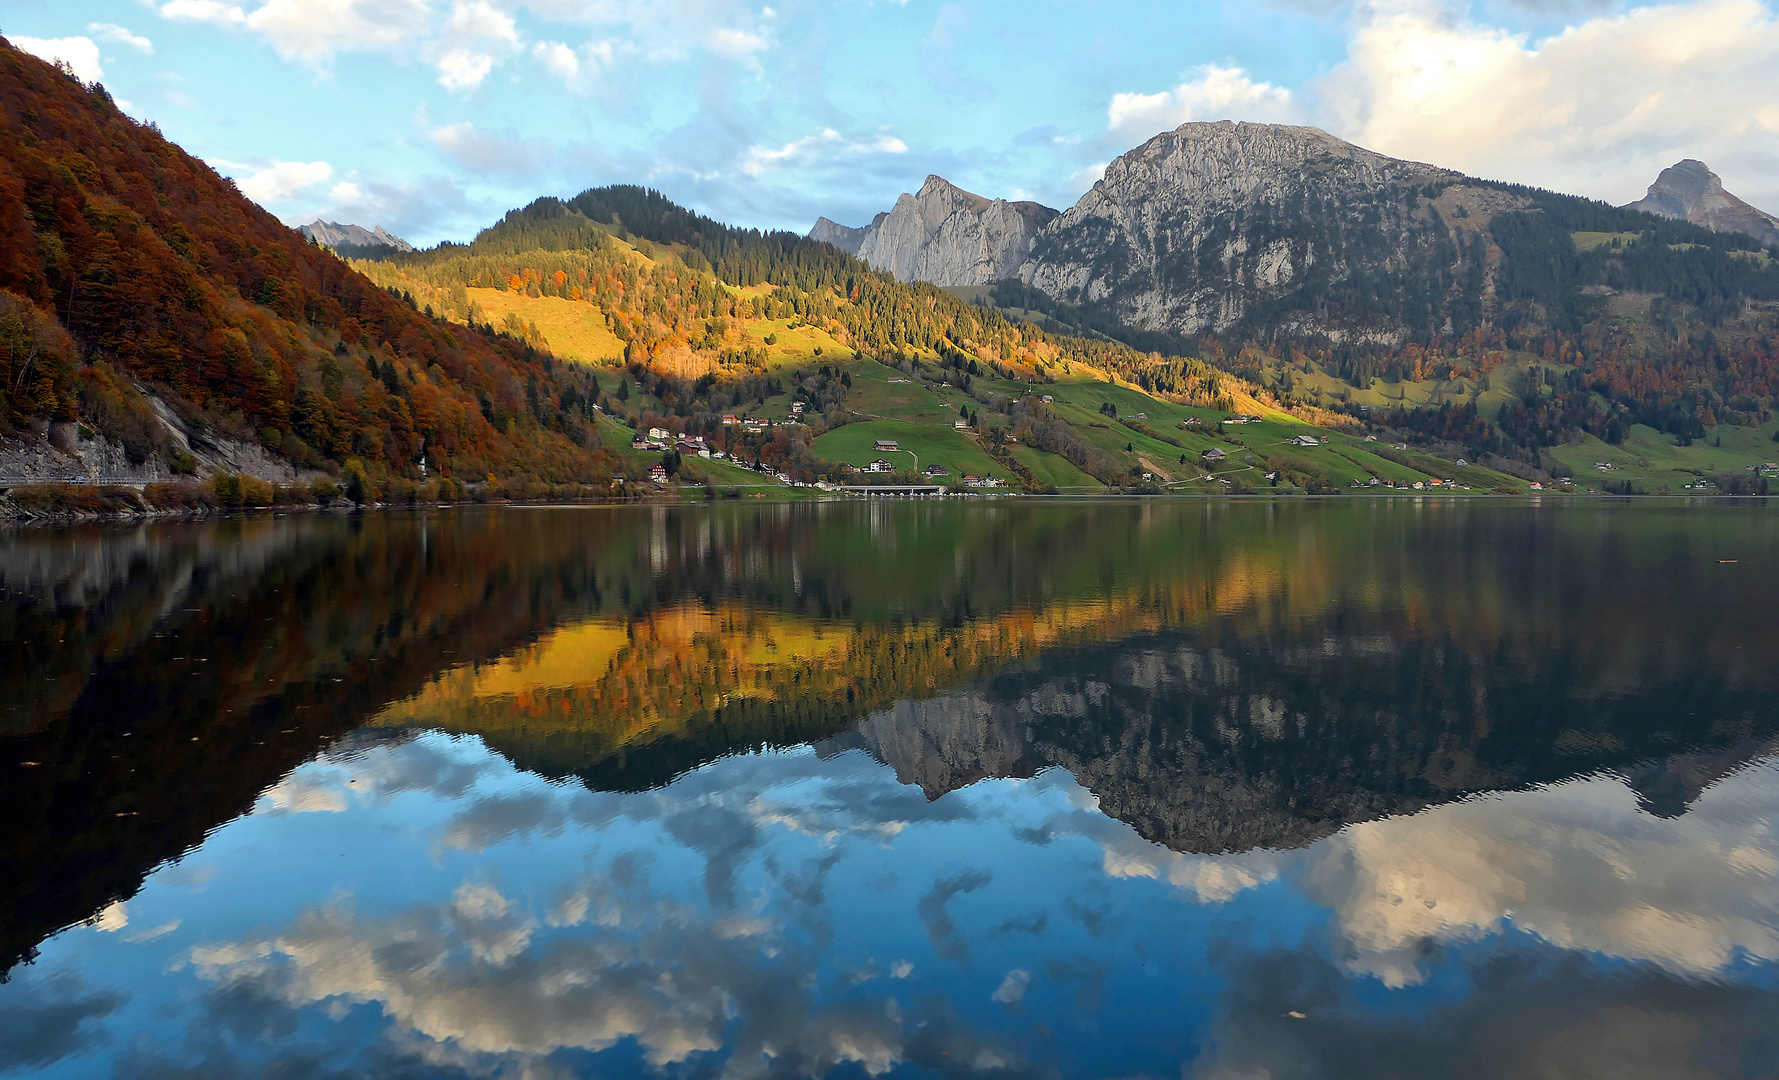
[[6, 0, 1779, 247]]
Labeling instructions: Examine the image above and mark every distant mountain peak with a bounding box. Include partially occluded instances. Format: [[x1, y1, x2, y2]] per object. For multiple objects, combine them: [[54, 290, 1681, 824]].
[[808, 216, 873, 256], [298, 219, 415, 253], [807, 178, 1057, 286], [1625, 160, 1779, 247]]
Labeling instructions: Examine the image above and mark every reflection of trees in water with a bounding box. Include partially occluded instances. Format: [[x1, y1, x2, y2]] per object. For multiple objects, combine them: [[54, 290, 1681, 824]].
[[3, 501, 1777, 977]]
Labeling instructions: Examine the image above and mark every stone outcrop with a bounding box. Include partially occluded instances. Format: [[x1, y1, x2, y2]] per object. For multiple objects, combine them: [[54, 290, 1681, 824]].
[[808, 216, 875, 256], [1017, 121, 1464, 340], [808, 176, 1057, 286], [1624, 159, 1779, 247], [298, 220, 414, 252]]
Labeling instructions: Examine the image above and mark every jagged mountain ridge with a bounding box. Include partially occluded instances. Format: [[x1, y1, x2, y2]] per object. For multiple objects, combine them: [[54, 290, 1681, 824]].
[[1624, 159, 1779, 248], [812, 122, 1779, 350], [1021, 122, 1477, 341], [810, 175, 1057, 286], [299, 219, 415, 252]]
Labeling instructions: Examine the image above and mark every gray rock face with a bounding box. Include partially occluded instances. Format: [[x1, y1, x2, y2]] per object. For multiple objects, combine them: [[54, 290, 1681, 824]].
[[808, 176, 1057, 286], [1624, 160, 1779, 247], [1018, 121, 1461, 339], [808, 216, 875, 256], [298, 220, 415, 253]]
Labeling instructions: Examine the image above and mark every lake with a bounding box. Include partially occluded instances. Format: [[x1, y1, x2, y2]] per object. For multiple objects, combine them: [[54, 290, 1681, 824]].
[[2, 499, 1777, 1078]]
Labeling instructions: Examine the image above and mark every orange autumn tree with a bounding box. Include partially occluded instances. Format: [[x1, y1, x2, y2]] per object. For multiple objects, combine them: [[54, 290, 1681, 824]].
[[0, 40, 616, 486]]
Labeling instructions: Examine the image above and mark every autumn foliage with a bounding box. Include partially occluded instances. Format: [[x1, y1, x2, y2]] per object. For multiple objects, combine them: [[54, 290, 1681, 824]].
[[0, 41, 617, 485]]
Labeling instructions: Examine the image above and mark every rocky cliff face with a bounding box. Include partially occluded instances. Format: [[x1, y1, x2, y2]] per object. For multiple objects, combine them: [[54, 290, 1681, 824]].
[[808, 216, 875, 256], [1624, 160, 1779, 247], [808, 176, 1057, 286], [1017, 121, 1474, 341], [298, 219, 415, 252]]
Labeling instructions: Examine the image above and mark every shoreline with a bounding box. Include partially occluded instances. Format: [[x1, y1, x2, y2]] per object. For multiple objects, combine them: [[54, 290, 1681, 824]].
[[3, 486, 1771, 527]]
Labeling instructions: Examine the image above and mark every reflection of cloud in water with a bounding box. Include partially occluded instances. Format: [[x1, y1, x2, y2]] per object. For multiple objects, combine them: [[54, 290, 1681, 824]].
[[185, 882, 1010, 1077], [169, 734, 1779, 1077], [0, 971, 125, 1072], [182, 742, 1027, 1077], [1302, 761, 1779, 986]]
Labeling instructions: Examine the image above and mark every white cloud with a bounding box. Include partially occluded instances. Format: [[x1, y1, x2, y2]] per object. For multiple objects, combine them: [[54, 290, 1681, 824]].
[[1107, 63, 1299, 137], [158, 0, 431, 63], [433, 0, 520, 89], [741, 128, 908, 177], [12, 35, 106, 83], [708, 27, 769, 55], [152, 0, 777, 95], [531, 39, 614, 88], [157, 0, 247, 27], [212, 158, 336, 205], [1101, 0, 1779, 212], [1321, 0, 1779, 204], [435, 48, 494, 90], [88, 23, 156, 54]]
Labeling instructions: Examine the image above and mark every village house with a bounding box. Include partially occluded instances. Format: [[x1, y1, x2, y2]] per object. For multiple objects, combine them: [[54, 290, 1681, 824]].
[[874, 440, 899, 453], [953, 418, 969, 429], [1290, 435, 1319, 447], [1180, 416, 1203, 427], [648, 463, 669, 484], [866, 459, 895, 473], [924, 464, 950, 477], [1039, 395, 1054, 404], [648, 427, 671, 441], [1201, 448, 1227, 462], [722, 414, 740, 426]]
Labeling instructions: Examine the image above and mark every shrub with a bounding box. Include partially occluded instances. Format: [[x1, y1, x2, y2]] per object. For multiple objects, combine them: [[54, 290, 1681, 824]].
[[145, 482, 216, 510], [9, 484, 141, 515]]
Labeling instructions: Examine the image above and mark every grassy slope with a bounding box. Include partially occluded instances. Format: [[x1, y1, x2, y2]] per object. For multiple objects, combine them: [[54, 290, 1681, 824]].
[[1549, 422, 1779, 492], [467, 288, 627, 364], [416, 234, 1535, 493]]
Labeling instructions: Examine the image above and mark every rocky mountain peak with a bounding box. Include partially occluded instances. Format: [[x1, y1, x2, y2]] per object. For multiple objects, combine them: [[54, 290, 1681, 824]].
[[1018, 121, 1462, 339], [298, 220, 415, 253], [808, 177, 1058, 286], [808, 216, 873, 256], [1624, 160, 1779, 247]]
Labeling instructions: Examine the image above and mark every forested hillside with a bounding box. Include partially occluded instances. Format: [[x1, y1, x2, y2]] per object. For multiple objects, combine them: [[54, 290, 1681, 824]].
[[358, 188, 1521, 493], [987, 137, 1779, 470], [0, 41, 617, 492]]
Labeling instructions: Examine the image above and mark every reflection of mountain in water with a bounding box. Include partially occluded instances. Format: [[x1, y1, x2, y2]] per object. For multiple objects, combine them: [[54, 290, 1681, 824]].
[[828, 630, 1779, 854], [6, 500, 1779, 981]]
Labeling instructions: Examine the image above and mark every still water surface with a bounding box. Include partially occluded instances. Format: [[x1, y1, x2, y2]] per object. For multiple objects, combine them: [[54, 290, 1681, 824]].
[[3, 500, 1778, 1078]]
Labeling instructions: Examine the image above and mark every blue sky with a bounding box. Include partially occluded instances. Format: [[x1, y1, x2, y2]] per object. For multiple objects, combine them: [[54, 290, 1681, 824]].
[[8, 0, 1779, 246]]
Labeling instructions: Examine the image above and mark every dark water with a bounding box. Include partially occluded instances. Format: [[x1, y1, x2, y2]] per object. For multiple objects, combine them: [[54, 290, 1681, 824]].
[[3, 500, 1778, 1078]]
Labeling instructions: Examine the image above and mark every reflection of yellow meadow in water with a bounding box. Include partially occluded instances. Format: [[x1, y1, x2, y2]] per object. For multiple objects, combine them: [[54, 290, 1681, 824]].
[[371, 545, 1343, 766]]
